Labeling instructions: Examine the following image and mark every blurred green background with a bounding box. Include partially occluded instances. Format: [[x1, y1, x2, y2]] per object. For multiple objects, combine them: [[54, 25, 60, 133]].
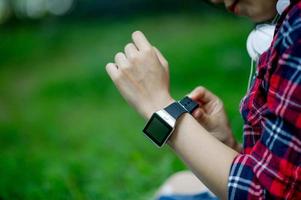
[[0, 0, 253, 199]]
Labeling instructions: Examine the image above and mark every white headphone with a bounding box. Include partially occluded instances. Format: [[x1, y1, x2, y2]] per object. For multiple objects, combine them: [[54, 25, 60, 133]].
[[245, 0, 290, 90], [277, 0, 291, 15], [246, 0, 290, 61]]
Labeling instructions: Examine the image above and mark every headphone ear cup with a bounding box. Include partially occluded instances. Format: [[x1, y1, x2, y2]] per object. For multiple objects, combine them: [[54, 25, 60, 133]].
[[246, 24, 275, 61], [246, 0, 291, 61], [276, 0, 290, 14], [246, 30, 258, 61]]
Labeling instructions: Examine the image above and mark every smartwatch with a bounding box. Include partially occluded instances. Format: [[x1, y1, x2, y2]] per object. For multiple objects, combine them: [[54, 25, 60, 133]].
[[143, 96, 198, 147]]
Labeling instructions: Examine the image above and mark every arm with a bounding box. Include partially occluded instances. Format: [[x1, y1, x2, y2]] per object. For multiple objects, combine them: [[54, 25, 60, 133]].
[[167, 113, 238, 199], [106, 31, 238, 199]]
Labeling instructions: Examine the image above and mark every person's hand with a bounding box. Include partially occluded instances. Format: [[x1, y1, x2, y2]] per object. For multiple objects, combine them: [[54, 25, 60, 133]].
[[106, 31, 174, 119], [188, 86, 242, 152]]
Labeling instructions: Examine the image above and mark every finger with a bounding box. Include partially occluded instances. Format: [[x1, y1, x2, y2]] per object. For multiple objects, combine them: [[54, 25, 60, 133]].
[[193, 108, 208, 121], [124, 43, 138, 59], [114, 52, 129, 69], [188, 86, 205, 100], [106, 63, 120, 81], [193, 108, 203, 118], [153, 47, 169, 72], [132, 31, 152, 51], [188, 86, 217, 104]]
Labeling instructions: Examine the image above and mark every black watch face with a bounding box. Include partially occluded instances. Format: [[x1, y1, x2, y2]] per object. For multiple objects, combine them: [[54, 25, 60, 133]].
[[143, 113, 173, 147]]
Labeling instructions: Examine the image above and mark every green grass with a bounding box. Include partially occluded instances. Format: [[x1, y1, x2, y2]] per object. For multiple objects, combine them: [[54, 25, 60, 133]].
[[0, 13, 252, 199]]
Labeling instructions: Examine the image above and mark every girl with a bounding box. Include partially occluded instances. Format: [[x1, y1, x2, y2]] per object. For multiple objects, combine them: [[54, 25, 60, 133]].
[[106, 0, 301, 199]]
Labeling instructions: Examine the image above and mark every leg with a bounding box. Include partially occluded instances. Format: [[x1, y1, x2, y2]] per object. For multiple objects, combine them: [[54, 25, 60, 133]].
[[155, 170, 209, 197]]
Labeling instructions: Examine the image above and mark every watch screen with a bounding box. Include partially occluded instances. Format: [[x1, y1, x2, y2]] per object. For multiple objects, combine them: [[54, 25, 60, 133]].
[[143, 113, 173, 147]]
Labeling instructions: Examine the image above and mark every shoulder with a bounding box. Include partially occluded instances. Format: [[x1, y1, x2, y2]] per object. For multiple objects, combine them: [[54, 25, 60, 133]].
[[285, 1, 301, 23], [285, 1, 301, 32], [265, 2, 301, 128], [275, 1, 301, 52]]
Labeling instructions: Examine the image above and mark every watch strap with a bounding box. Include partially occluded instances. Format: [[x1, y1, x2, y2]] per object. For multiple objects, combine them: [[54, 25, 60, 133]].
[[179, 96, 198, 114], [163, 97, 198, 119], [164, 102, 187, 119]]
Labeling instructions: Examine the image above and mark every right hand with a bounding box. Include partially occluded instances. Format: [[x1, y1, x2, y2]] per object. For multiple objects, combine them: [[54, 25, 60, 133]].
[[188, 86, 241, 152], [106, 31, 173, 120]]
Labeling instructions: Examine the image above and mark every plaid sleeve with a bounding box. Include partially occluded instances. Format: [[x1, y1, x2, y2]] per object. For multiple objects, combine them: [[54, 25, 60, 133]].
[[228, 4, 301, 200]]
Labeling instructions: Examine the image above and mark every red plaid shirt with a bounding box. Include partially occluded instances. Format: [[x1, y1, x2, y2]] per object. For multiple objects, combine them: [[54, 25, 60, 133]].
[[228, 2, 301, 199]]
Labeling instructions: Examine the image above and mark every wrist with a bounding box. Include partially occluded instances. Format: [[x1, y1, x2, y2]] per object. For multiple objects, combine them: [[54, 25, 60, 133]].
[[143, 96, 199, 147], [143, 95, 175, 119]]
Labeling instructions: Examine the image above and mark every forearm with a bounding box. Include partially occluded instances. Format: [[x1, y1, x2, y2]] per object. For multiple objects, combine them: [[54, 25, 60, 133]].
[[168, 113, 239, 200]]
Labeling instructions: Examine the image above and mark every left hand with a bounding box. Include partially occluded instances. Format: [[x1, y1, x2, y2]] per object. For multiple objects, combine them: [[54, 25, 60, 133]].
[[106, 31, 174, 119], [188, 86, 241, 151]]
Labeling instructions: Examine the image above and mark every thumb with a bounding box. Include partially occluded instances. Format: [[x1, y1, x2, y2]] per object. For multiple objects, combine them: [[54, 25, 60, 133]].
[[193, 107, 209, 122], [188, 86, 206, 101], [188, 86, 217, 104]]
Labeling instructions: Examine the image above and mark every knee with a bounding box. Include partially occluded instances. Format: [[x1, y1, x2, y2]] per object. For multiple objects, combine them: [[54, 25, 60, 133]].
[[156, 170, 208, 197]]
